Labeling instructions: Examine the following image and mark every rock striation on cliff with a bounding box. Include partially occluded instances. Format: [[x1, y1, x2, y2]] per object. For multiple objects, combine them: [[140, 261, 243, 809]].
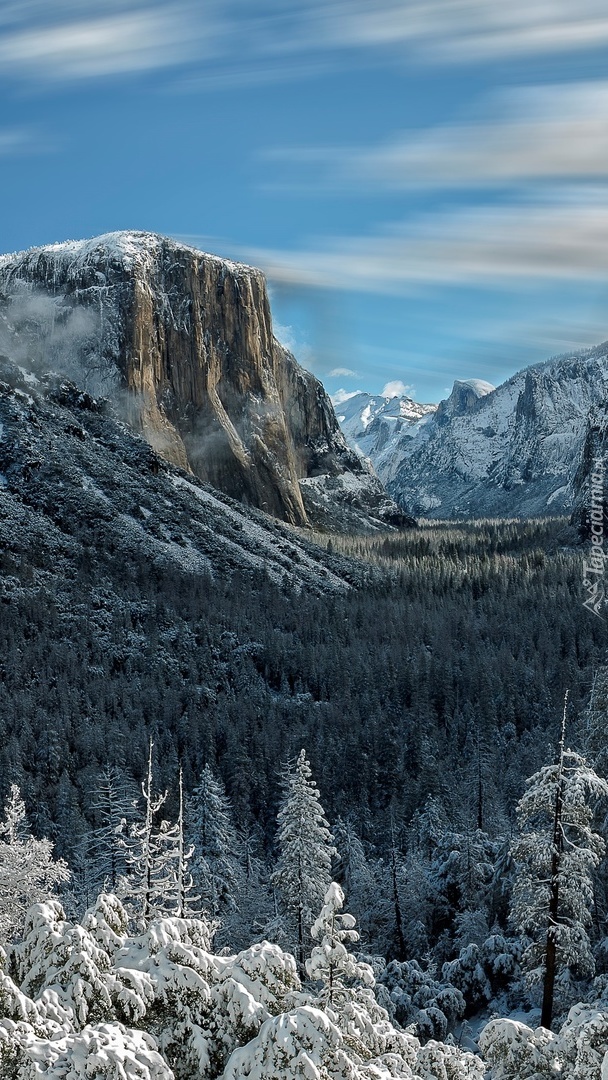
[[0, 231, 408, 532]]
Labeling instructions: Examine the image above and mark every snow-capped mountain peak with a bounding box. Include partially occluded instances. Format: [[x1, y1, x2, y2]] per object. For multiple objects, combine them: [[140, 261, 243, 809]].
[[335, 345, 608, 519], [332, 390, 437, 464]]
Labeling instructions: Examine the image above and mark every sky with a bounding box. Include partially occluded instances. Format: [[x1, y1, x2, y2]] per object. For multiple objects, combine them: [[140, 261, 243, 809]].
[[2, 2, 608, 404]]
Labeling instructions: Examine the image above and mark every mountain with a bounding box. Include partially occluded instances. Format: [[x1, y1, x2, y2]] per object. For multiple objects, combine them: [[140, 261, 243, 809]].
[[337, 347, 608, 519], [0, 231, 408, 533], [0, 354, 365, 593], [333, 390, 437, 463]]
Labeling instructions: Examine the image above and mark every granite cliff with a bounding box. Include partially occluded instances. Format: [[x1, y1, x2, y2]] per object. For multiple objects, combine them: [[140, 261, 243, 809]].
[[570, 402, 608, 541], [0, 231, 407, 532]]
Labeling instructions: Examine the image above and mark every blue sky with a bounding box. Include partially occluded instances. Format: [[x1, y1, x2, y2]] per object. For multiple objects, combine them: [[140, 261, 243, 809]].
[[2, 2, 608, 403]]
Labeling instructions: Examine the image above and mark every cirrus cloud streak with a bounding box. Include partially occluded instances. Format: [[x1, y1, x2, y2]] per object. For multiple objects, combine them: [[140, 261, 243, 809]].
[[243, 191, 608, 294], [266, 81, 608, 192], [2, 0, 608, 86], [0, 5, 206, 80]]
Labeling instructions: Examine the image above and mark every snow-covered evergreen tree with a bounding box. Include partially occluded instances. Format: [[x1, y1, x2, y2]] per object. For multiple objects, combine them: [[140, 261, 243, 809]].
[[188, 763, 241, 920], [228, 824, 273, 951], [581, 666, 608, 973], [481, 1002, 608, 1080], [0, 886, 486, 1080], [306, 882, 374, 1006], [582, 665, 608, 778], [366, 826, 410, 964], [122, 742, 179, 925], [13, 898, 115, 1025], [272, 749, 336, 974], [90, 765, 140, 893], [429, 825, 498, 958], [164, 768, 198, 919], [510, 697, 608, 1027], [0, 785, 69, 944]]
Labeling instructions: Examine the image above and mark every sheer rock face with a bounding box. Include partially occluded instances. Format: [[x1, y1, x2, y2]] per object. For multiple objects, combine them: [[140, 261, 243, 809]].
[[0, 231, 407, 531], [570, 403, 608, 542]]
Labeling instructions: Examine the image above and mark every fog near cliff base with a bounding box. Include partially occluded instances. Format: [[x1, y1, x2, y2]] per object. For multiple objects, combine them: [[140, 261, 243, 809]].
[[0, 283, 120, 398]]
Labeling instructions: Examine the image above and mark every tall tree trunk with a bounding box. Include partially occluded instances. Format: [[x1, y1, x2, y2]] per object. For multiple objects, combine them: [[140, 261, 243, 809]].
[[297, 845, 305, 978], [391, 836, 407, 962], [477, 735, 484, 832], [297, 900, 304, 978], [541, 692, 568, 1030]]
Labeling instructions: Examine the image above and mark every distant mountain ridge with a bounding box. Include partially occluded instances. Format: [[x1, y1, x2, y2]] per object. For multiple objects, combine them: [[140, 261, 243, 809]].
[[0, 231, 408, 533], [333, 390, 437, 459], [335, 345, 608, 519]]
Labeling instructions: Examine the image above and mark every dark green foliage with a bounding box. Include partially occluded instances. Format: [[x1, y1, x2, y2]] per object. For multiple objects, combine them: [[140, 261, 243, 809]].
[[0, 511, 604, 871], [0, 360, 606, 965]]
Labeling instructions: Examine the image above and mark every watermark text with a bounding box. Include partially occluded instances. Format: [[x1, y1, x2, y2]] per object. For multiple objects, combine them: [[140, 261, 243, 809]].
[[582, 455, 606, 618]]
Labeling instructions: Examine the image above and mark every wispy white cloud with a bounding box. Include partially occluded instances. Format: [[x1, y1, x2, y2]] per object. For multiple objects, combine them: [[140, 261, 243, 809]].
[[0, 129, 32, 155], [204, 1, 608, 66], [267, 80, 608, 192], [272, 320, 317, 367], [0, 2, 210, 82], [331, 388, 363, 405], [381, 380, 413, 397], [327, 0, 608, 60], [0, 127, 53, 156], [328, 366, 359, 377], [243, 189, 608, 294], [3, 1, 608, 86]]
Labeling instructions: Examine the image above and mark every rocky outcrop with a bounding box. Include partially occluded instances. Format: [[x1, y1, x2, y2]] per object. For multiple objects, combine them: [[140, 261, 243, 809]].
[[434, 379, 495, 424], [334, 391, 437, 463], [570, 403, 608, 542], [0, 231, 407, 532]]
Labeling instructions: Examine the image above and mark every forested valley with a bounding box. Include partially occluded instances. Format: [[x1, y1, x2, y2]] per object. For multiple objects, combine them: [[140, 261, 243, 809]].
[[3, 512, 608, 1076]]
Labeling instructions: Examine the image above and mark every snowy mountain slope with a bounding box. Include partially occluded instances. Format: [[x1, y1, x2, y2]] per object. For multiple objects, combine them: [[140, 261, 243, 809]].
[[333, 390, 437, 466], [0, 231, 408, 533], [0, 355, 364, 593], [336, 347, 608, 519]]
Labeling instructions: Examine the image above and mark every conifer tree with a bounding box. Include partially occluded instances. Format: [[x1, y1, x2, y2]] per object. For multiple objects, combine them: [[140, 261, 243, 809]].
[[510, 694, 608, 1028], [272, 749, 336, 974], [0, 784, 70, 944], [581, 664, 608, 950], [582, 665, 608, 778], [227, 823, 273, 950], [388, 822, 408, 963], [124, 741, 179, 925], [90, 765, 140, 893], [188, 763, 240, 918], [165, 768, 198, 918], [332, 817, 377, 944], [306, 882, 374, 1006]]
